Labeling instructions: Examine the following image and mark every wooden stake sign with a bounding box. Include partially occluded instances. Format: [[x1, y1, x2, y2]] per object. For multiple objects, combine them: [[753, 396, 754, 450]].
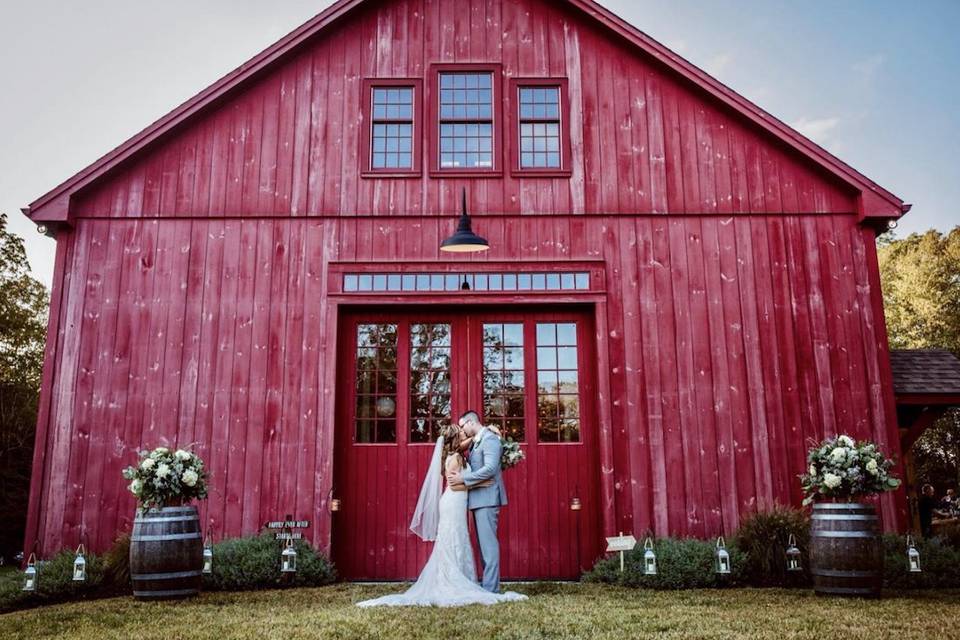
[[265, 516, 310, 540], [605, 532, 637, 572]]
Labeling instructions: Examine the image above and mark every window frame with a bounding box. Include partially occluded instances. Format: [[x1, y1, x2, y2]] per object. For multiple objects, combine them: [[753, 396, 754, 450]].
[[507, 77, 572, 178], [360, 78, 423, 178], [428, 63, 504, 178]]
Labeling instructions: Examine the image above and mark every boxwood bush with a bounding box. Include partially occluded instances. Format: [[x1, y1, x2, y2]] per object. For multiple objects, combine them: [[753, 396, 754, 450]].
[[882, 534, 960, 589], [0, 549, 105, 613], [583, 537, 748, 588], [203, 533, 336, 591]]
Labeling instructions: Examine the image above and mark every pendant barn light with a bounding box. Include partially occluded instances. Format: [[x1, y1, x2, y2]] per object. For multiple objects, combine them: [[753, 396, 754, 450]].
[[440, 188, 489, 253]]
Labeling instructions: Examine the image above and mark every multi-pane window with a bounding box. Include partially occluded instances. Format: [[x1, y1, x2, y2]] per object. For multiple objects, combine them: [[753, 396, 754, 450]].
[[343, 271, 590, 293], [519, 86, 561, 169], [536, 322, 580, 442], [409, 324, 452, 443], [370, 87, 414, 170], [354, 324, 398, 443], [482, 323, 525, 441], [439, 72, 494, 169]]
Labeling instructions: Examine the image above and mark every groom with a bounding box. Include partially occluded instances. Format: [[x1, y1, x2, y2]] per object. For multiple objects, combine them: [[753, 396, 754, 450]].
[[447, 410, 506, 593]]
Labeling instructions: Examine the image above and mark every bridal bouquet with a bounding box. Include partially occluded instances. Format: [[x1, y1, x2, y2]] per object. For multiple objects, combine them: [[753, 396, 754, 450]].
[[799, 434, 900, 505], [500, 437, 525, 470], [122, 446, 209, 509]]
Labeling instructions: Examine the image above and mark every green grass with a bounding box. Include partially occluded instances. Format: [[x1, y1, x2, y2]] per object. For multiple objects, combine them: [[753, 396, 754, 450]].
[[1, 583, 959, 640]]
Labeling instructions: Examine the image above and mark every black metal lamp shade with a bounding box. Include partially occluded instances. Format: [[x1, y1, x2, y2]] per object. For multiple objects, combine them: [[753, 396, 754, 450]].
[[440, 189, 489, 253]]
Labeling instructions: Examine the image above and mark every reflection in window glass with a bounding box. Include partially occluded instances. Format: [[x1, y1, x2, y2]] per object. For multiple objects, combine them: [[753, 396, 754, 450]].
[[536, 322, 580, 442], [439, 72, 494, 169], [519, 86, 562, 169], [409, 323, 452, 443], [343, 271, 590, 293], [483, 323, 525, 441], [355, 324, 398, 443], [370, 86, 415, 170]]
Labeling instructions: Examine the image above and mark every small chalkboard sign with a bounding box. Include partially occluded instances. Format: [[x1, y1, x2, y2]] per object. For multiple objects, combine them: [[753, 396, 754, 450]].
[[266, 520, 310, 529], [274, 532, 304, 540], [264, 515, 310, 541]]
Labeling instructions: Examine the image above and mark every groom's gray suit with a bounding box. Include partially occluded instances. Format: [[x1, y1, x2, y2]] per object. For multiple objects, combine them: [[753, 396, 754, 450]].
[[460, 428, 507, 592]]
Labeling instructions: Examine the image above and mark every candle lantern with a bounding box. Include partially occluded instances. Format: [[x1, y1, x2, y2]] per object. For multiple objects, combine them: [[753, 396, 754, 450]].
[[570, 497, 582, 512], [330, 498, 341, 513], [715, 537, 731, 575], [642, 537, 657, 576], [73, 544, 87, 582], [22, 553, 38, 592], [202, 535, 213, 575], [906, 535, 921, 573], [281, 538, 297, 573], [785, 534, 802, 572]]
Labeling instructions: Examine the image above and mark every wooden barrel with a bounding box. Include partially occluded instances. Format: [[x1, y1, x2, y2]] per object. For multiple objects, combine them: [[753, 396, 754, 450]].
[[809, 503, 882, 597], [130, 505, 203, 600]]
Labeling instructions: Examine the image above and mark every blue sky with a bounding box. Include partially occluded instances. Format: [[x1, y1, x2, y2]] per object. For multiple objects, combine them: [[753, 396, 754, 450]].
[[1, 0, 957, 285]]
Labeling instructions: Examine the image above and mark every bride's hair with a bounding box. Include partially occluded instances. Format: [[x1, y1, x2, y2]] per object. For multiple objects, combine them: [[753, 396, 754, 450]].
[[440, 424, 463, 475]]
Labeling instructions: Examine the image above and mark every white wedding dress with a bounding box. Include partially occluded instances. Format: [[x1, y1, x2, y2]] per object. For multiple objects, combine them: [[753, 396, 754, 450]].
[[357, 458, 527, 608]]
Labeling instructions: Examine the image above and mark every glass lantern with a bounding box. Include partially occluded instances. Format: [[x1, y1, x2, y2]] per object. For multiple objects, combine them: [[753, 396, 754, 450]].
[[715, 537, 731, 575], [202, 536, 213, 575], [906, 535, 921, 573], [785, 534, 802, 572], [73, 545, 87, 582], [643, 537, 657, 576], [281, 539, 298, 573], [22, 553, 38, 592]]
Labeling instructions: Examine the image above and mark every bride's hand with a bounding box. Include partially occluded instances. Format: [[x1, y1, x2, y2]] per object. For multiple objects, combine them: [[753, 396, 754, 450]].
[[487, 424, 502, 437]]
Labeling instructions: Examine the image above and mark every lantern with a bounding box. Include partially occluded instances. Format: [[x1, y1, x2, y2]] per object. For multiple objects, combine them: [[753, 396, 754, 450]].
[[202, 535, 213, 575], [570, 497, 582, 511], [643, 537, 657, 576], [281, 538, 297, 573], [906, 535, 921, 573], [715, 537, 731, 575], [73, 544, 87, 582], [785, 534, 802, 572], [22, 553, 38, 592]]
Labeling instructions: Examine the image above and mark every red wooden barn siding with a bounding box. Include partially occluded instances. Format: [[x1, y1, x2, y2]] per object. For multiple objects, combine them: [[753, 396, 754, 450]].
[[69, 0, 857, 220], [27, 213, 900, 556]]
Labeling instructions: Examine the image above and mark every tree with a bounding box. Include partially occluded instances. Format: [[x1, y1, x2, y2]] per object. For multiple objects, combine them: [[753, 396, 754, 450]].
[[878, 228, 960, 490], [0, 213, 48, 561]]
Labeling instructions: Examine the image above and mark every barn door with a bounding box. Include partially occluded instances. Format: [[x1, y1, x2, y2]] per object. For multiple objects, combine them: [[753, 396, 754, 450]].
[[332, 308, 600, 580]]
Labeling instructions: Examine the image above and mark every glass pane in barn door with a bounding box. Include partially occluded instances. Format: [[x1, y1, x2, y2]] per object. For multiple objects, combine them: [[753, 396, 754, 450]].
[[409, 323, 453, 443], [354, 323, 398, 443], [481, 323, 526, 441]]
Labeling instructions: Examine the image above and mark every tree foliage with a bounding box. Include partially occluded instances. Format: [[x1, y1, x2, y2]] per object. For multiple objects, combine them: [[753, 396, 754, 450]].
[[878, 228, 960, 489], [0, 213, 48, 561]]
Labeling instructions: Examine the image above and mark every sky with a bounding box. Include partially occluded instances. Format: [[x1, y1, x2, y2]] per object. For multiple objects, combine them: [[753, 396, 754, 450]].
[[1, 0, 958, 287]]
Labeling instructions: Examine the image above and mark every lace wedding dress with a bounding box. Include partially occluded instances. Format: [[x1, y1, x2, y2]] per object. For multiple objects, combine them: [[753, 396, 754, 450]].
[[356, 461, 527, 608]]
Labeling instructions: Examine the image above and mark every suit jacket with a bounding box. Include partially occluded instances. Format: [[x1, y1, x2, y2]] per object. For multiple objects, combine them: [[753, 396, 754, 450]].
[[461, 428, 507, 509]]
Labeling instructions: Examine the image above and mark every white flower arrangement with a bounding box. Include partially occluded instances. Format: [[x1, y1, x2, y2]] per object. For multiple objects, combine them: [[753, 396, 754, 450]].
[[122, 445, 208, 510], [800, 434, 901, 505], [500, 437, 526, 471]]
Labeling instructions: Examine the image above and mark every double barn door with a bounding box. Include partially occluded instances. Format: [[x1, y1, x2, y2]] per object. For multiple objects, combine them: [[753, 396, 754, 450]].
[[332, 307, 600, 580]]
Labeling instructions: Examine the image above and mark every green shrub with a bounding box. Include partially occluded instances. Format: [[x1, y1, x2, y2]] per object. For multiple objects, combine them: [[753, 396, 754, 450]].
[[101, 534, 131, 593], [203, 533, 336, 591], [0, 549, 105, 613], [583, 538, 747, 589], [735, 505, 811, 587], [882, 533, 960, 590]]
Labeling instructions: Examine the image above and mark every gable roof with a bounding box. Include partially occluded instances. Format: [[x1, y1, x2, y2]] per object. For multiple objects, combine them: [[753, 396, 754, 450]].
[[23, 0, 908, 224]]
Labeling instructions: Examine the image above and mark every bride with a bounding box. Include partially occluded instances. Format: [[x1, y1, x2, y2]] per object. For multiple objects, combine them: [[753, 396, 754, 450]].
[[356, 423, 527, 607]]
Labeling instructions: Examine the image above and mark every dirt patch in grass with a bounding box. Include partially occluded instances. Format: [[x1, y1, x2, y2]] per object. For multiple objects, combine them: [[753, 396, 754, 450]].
[[1, 583, 959, 640]]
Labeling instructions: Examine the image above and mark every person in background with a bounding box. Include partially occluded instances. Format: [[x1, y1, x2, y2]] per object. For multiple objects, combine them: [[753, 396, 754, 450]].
[[918, 484, 937, 538], [940, 488, 957, 517]]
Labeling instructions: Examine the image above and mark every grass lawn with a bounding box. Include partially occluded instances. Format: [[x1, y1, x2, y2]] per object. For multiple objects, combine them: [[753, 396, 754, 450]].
[[1, 583, 959, 640]]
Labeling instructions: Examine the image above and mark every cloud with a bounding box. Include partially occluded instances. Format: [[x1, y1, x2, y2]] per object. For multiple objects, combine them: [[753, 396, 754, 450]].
[[852, 54, 884, 82], [791, 116, 842, 148]]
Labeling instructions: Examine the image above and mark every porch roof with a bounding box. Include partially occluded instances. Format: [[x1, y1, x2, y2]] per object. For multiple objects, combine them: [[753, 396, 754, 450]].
[[890, 349, 960, 405]]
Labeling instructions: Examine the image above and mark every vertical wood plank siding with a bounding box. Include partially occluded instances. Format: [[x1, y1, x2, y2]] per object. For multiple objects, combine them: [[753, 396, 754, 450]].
[[69, 0, 857, 219], [28, 214, 900, 555]]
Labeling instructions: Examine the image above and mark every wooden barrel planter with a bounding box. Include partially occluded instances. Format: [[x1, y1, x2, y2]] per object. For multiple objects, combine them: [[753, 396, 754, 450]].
[[809, 503, 882, 597], [130, 505, 203, 600]]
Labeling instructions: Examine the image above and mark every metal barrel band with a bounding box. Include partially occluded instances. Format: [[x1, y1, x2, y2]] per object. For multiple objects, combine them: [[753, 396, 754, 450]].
[[134, 515, 200, 524], [810, 530, 878, 538], [812, 503, 872, 510], [811, 568, 880, 578], [811, 514, 878, 521], [131, 569, 202, 580], [131, 532, 202, 541], [132, 588, 199, 598], [140, 507, 197, 515]]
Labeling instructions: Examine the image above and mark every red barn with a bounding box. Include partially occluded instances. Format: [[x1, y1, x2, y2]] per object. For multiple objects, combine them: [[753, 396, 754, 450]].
[[22, 0, 912, 580]]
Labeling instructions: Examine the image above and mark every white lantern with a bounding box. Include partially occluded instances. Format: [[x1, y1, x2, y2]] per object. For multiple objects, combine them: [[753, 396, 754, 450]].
[[202, 536, 213, 575], [73, 545, 87, 582], [906, 535, 921, 573], [715, 537, 731, 575], [642, 537, 657, 576], [785, 534, 802, 572], [22, 553, 38, 592], [281, 538, 297, 573]]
